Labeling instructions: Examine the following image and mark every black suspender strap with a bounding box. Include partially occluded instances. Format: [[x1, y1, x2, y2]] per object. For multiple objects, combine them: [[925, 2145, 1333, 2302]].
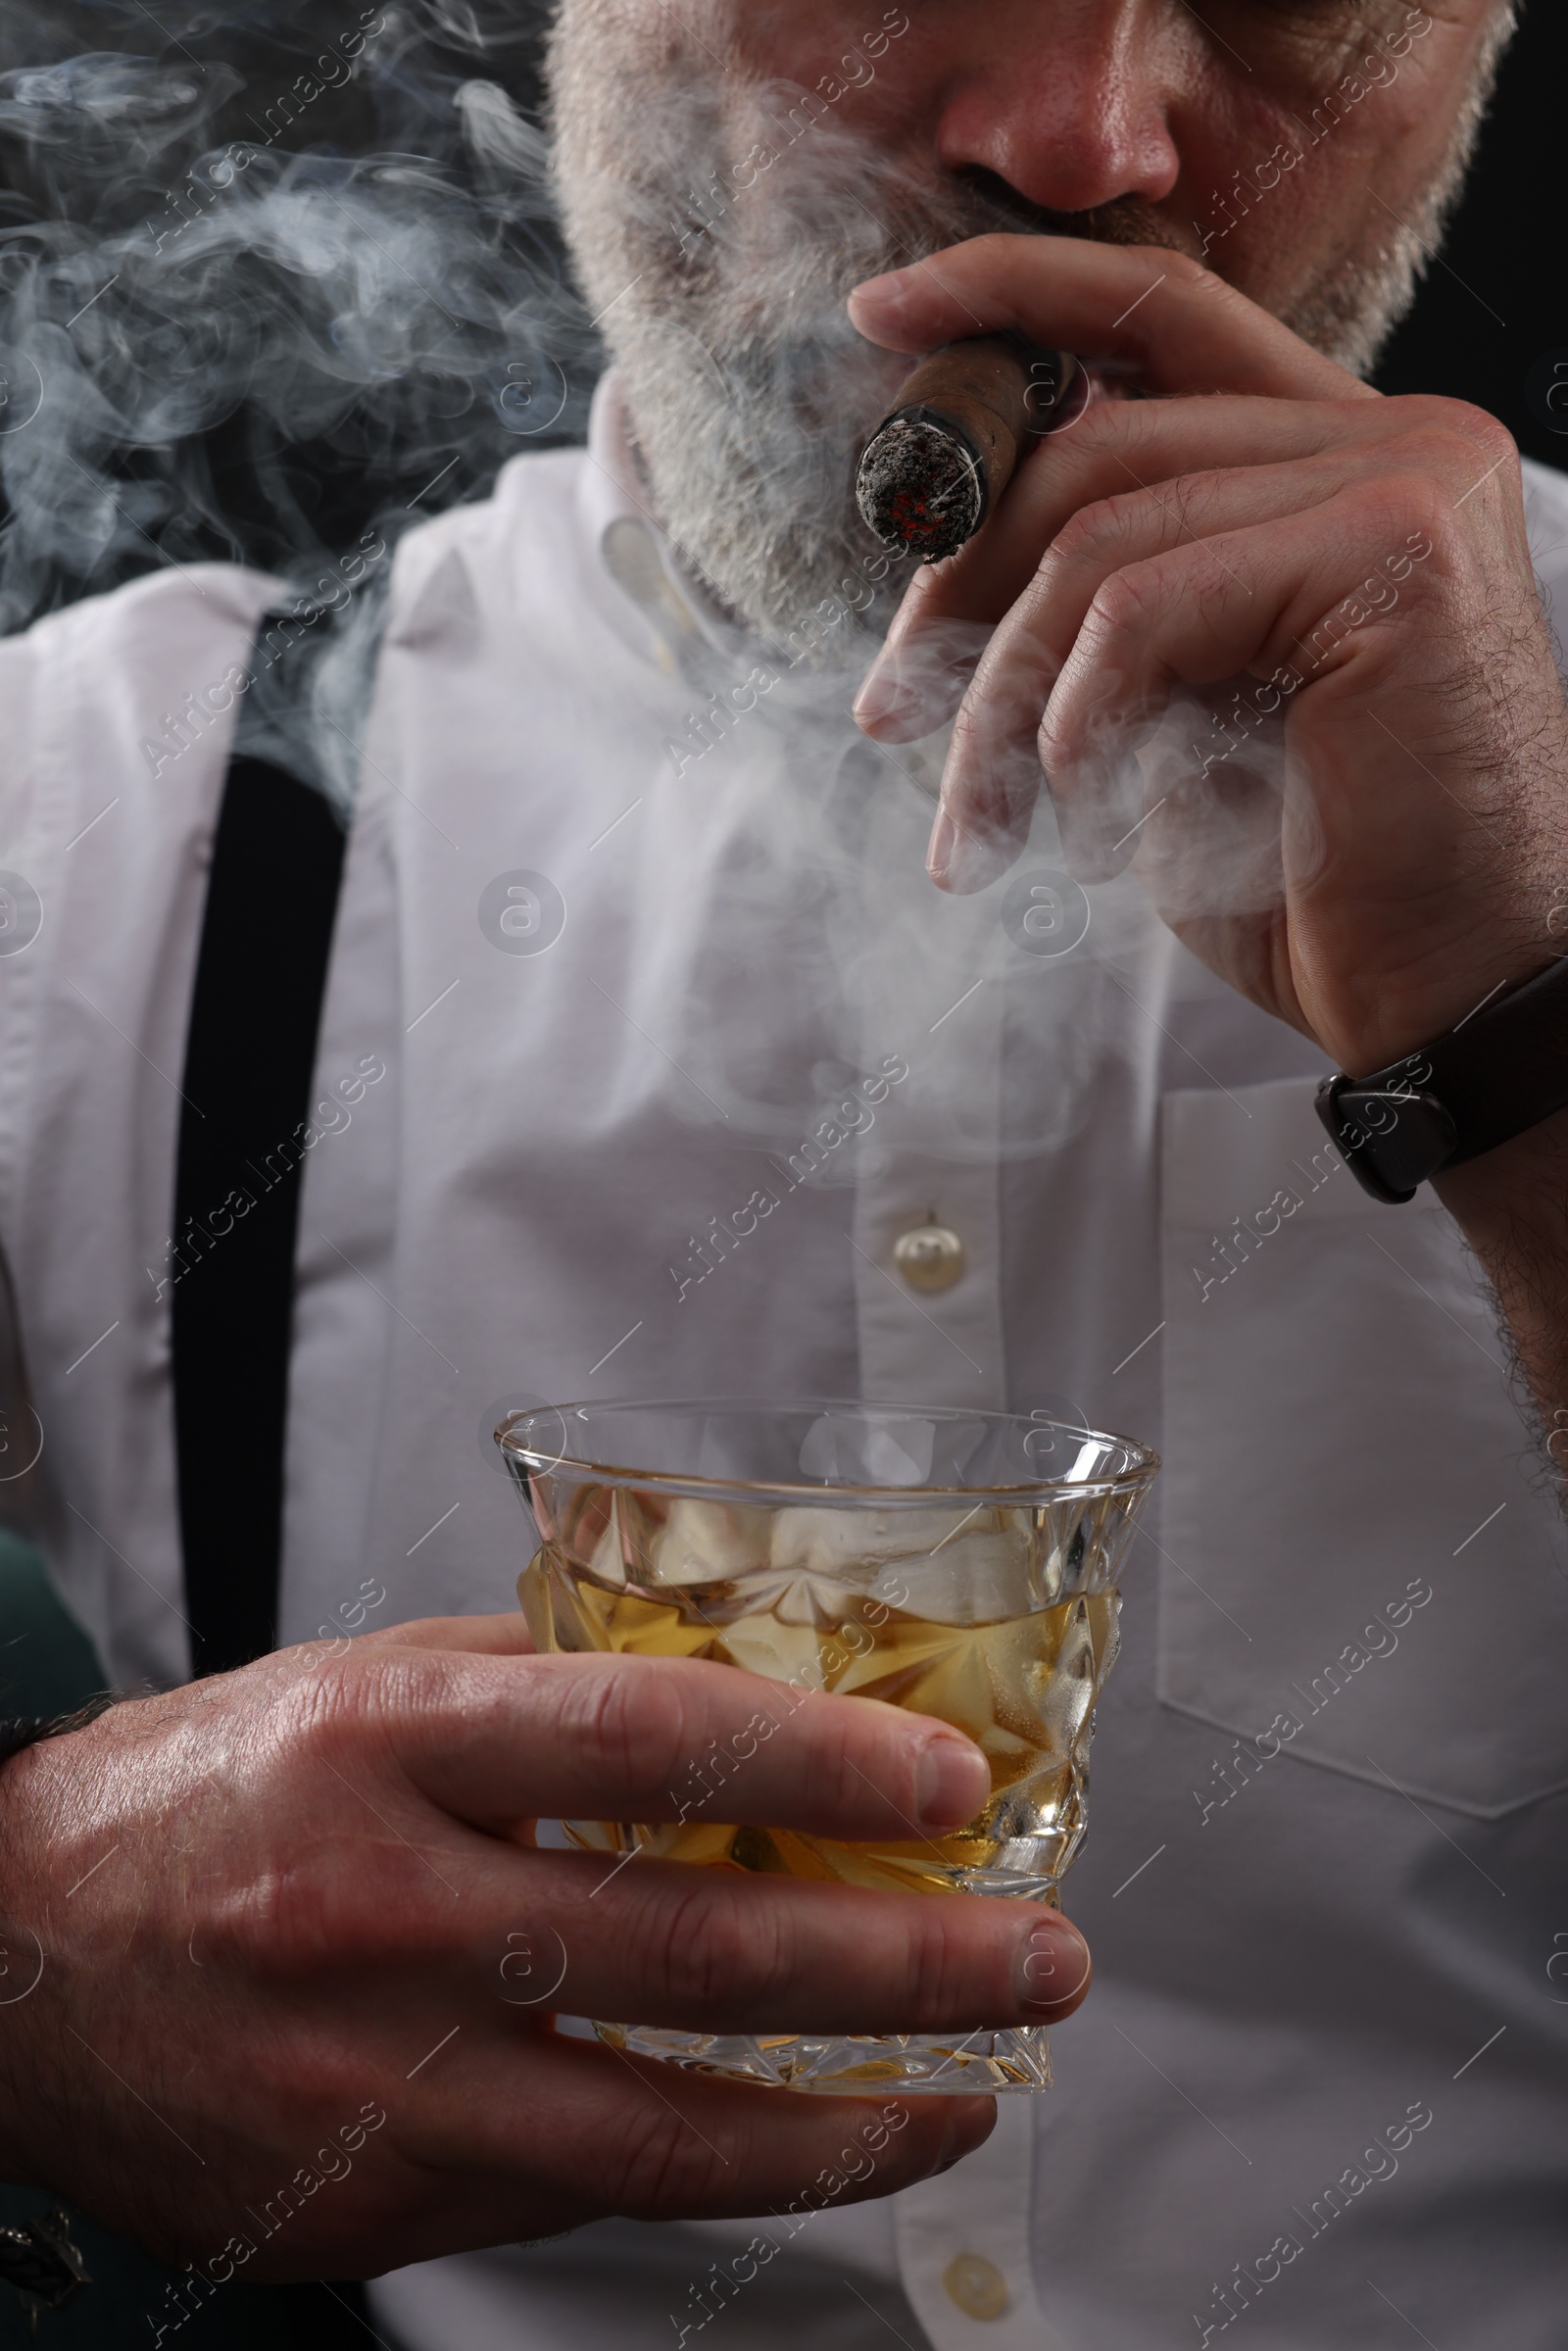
[[172, 755, 347, 1679]]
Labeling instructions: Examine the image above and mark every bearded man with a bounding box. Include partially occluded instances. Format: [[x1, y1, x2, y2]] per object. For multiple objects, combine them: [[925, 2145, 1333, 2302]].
[[0, 3, 1564, 2347]]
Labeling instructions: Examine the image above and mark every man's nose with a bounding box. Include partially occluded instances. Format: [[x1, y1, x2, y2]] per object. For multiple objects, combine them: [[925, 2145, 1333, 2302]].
[[929, 0, 1188, 215]]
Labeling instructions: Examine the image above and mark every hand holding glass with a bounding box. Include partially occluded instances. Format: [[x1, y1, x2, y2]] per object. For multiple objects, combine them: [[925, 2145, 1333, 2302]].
[[499, 1400, 1157, 2092]]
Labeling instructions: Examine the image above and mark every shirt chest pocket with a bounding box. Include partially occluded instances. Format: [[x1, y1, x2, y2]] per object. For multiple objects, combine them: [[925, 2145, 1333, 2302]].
[[1156, 1078, 1568, 1821]]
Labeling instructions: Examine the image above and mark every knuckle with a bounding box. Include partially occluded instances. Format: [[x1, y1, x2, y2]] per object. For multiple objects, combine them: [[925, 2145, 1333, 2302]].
[[1084, 563, 1158, 640], [650, 1880, 789, 2012], [354, 1610, 450, 1652], [1455, 407, 1518, 471], [1046, 497, 1125, 574], [1389, 392, 1454, 434], [1167, 249, 1228, 304], [773, 1696, 851, 1818], [1398, 394, 1516, 468], [608, 2098, 731, 2214], [218, 1834, 441, 1977], [277, 1645, 464, 1790], [1360, 469, 1447, 551], [832, 1701, 934, 1829], [971, 232, 1018, 272], [1044, 404, 1168, 523], [899, 1902, 992, 2028], [563, 1660, 691, 1796], [817, 1709, 885, 1821], [1058, 399, 1124, 471], [270, 1646, 391, 1761], [1398, 426, 1471, 483]]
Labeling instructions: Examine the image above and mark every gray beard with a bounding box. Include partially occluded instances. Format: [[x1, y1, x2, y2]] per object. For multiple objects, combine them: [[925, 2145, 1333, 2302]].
[[546, 1, 1514, 656]]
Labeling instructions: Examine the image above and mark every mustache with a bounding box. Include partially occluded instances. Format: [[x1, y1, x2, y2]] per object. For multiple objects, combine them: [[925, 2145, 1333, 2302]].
[[814, 166, 1201, 331], [941, 167, 1201, 261]]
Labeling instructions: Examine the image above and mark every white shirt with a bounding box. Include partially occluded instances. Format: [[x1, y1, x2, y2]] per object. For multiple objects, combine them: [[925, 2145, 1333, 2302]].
[[3, 381, 1567, 2350]]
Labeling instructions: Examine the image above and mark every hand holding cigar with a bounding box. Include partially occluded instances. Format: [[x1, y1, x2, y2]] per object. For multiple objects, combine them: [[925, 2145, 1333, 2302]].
[[857, 336, 1080, 563]]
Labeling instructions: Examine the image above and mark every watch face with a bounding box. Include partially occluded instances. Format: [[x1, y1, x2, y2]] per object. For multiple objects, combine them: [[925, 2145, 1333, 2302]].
[[1318, 1083, 1457, 1204]]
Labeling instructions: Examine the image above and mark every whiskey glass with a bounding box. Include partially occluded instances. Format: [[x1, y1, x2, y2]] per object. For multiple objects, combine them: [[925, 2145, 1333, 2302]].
[[498, 1398, 1158, 2093]]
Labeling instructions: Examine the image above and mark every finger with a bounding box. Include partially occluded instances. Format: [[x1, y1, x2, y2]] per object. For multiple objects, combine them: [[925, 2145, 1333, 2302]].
[[466, 1847, 1095, 2034], [367, 1649, 993, 1837], [392, 2030, 999, 2234], [241, 1791, 1091, 2033], [855, 396, 1391, 743], [229, 2043, 997, 2278], [1034, 493, 1407, 879], [355, 1613, 537, 1657], [848, 234, 1368, 402], [930, 393, 1501, 645], [929, 453, 1374, 887]]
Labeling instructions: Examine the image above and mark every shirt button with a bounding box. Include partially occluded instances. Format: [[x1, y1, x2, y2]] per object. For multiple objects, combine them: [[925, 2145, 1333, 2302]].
[[894, 1223, 966, 1294], [943, 2253, 1009, 2321]]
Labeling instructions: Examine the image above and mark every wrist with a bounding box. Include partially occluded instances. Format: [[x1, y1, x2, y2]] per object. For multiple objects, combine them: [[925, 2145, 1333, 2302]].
[[0, 1745, 65, 2163], [1434, 1100, 1568, 1246], [1341, 950, 1557, 1082], [0, 1694, 119, 1773], [1434, 1102, 1568, 1446], [0, 1700, 130, 2149]]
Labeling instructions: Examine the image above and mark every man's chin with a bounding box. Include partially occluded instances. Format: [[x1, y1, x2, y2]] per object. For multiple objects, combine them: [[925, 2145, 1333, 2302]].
[[621, 363, 908, 659], [551, 0, 1508, 650]]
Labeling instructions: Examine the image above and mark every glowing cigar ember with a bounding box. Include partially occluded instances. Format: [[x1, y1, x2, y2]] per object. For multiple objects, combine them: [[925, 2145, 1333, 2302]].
[[857, 337, 1078, 563]]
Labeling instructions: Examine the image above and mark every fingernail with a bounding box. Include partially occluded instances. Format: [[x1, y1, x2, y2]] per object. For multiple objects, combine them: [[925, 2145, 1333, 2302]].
[[853, 658, 905, 734], [926, 805, 957, 885], [849, 267, 913, 312], [915, 1734, 991, 1827], [943, 819, 1012, 896], [1012, 1916, 1092, 2013]]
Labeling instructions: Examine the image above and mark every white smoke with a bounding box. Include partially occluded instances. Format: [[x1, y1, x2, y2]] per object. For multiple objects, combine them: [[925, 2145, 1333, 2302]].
[[0, 2, 597, 797], [0, 0, 1523, 1157], [547, 0, 1521, 651]]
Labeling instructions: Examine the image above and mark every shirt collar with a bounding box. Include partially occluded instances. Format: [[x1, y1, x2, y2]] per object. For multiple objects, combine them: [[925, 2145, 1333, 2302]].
[[575, 372, 742, 680]]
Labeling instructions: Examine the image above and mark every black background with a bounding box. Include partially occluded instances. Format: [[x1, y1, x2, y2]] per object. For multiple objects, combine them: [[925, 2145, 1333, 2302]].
[[1374, 0, 1566, 469]]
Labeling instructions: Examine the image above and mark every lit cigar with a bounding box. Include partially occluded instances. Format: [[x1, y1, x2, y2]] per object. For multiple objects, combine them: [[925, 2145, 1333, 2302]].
[[856, 336, 1078, 564]]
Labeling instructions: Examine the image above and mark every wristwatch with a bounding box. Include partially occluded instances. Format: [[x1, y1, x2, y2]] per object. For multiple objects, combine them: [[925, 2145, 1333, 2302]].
[[0, 2208, 88, 2322], [1315, 954, 1568, 1204]]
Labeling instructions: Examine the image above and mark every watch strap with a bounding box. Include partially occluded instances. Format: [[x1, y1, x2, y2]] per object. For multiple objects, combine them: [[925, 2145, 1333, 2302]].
[[1316, 953, 1568, 1203]]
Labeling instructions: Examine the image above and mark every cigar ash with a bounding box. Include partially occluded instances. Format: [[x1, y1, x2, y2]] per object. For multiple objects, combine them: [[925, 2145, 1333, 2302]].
[[856, 410, 987, 565], [856, 337, 1075, 566]]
